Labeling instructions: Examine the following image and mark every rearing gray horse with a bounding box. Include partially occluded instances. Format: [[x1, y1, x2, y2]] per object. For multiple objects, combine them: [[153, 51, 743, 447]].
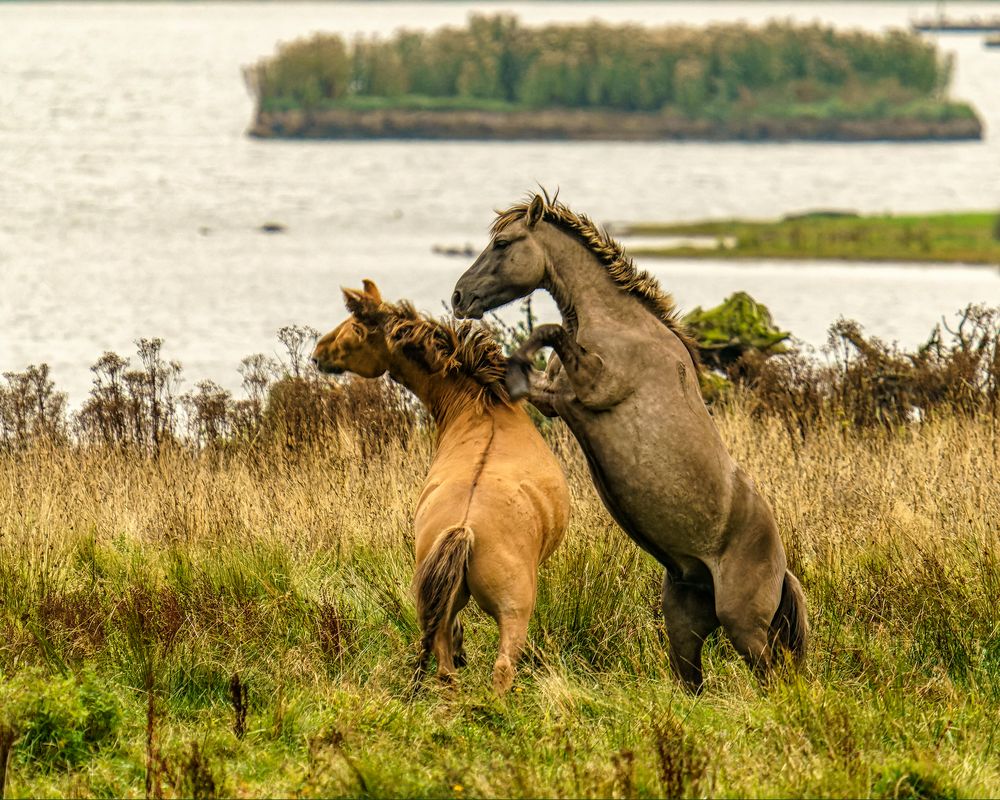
[[451, 192, 807, 691]]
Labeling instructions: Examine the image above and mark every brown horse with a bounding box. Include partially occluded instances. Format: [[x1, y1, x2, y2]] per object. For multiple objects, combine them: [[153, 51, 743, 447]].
[[311, 280, 570, 694], [452, 194, 807, 692]]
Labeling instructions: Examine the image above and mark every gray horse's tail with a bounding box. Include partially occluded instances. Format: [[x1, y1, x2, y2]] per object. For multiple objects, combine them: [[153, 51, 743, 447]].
[[771, 570, 808, 664], [410, 525, 474, 693]]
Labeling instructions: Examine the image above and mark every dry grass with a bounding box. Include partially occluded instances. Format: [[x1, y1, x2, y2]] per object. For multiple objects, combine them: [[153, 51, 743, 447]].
[[0, 315, 997, 796], [0, 391, 997, 796]]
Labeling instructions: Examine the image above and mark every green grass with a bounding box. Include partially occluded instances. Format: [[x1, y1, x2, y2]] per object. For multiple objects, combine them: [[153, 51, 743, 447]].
[[624, 211, 1000, 264], [261, 94, 524, 115], [1, 405, 999, 797], [260, 91, 978, 129]]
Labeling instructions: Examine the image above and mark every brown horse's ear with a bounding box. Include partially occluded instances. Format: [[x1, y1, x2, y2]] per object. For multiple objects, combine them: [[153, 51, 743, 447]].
[[525, 194, 545, 228], [361, 279, 382, 304], [342, 287, 365, 313], [342, 286, 381, 326]]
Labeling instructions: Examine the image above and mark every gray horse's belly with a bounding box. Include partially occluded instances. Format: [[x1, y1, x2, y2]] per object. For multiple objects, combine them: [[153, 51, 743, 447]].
[[560, 390, 734, 566]]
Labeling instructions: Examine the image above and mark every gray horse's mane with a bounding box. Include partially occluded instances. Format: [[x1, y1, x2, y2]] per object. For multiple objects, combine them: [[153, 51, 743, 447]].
[[381, 301, 512, 407], [491, 192, 700, 368]]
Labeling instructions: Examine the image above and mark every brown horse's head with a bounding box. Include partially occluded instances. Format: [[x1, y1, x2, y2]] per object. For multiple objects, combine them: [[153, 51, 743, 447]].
[[452, 194, 548, 319], [311, 279, 390, 378]]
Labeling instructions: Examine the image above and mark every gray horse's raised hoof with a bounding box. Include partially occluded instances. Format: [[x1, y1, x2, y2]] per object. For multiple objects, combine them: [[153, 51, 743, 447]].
[[505, 357, 533, 401]]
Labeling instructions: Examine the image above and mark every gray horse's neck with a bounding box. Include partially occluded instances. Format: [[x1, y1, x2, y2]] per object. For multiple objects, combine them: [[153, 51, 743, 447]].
[[537, 223, 652, 337]]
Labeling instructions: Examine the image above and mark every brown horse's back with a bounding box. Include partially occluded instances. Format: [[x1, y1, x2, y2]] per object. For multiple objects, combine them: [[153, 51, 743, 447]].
[[313, 280, 570, 694], [413, 401, 569, 693]]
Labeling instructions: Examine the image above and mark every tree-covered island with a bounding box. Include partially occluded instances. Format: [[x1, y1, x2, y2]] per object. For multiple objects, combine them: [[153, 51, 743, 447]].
[[245, 16, 982, 141]]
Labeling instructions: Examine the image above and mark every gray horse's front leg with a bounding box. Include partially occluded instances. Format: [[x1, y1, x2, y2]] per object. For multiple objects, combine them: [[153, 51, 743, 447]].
[[505, 354, 564, 417], [505, 356, 536, 403], [508, 324, 630, 410]]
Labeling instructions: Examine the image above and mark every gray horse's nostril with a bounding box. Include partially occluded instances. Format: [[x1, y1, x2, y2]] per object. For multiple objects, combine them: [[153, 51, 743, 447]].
[[452, 290, 462, 309], [310, 357, 319, 367]]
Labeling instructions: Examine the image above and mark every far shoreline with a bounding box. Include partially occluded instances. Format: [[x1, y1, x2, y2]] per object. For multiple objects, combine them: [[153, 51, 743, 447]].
[[248, 107, 984, 143]]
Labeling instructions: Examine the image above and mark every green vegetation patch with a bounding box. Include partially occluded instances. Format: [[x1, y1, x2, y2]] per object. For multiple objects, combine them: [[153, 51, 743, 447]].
[[625, 211, 1000, 264], [0, 667, 122, 770], [245, 15, 977, 126], [684, 292, 791, 357]]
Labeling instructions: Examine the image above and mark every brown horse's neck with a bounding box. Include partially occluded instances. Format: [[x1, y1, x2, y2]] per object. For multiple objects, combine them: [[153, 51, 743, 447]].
[[386, 351, 489, 433], [537, 223, 655, 337]]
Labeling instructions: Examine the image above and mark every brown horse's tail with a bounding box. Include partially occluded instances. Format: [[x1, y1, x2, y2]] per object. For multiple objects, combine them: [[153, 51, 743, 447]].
[[770, 570, 809, 665], [410, 525, 474, 694]]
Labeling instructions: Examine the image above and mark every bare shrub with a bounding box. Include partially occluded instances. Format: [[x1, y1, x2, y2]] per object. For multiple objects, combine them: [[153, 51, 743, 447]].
[[260, 325, 349, 450], [232, 354, 280, 440], [229, 674, 248, 740], [75, 339, 183, 451], [261, 373, 344, 450], [610, 749, 636, 800], [337, 374, 420, 458], [730, 304, 999, 432], [315, 599, 354, 662], [0, 364, 67, 448], [178, 742, 219, 800], [182, 381, 233, 448]]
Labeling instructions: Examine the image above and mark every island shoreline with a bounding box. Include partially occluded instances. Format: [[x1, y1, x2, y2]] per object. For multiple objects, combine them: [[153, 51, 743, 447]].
[[248, 107, 983, 143]]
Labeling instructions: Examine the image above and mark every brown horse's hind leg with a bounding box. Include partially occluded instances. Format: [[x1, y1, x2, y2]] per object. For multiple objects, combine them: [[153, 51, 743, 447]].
[[492, 606, 532, 695], [662, 570, 719, 693], [432, 590, 469, 685], [452, 618, 467, 668]]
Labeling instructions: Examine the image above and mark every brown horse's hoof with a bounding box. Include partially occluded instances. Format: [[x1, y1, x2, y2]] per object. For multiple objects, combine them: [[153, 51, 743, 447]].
[[506, 358, 531, 400]]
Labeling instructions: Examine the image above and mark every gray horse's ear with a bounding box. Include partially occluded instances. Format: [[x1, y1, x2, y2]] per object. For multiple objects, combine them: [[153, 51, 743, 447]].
[[526, 194, 545, 228]]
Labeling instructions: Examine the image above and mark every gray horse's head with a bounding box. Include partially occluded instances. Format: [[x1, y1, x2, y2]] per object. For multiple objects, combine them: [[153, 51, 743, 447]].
[[452, 195, 548, 319]]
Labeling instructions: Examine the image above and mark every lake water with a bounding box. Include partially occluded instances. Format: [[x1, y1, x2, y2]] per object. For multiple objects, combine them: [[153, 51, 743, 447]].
[[2, 1, 999, 401]]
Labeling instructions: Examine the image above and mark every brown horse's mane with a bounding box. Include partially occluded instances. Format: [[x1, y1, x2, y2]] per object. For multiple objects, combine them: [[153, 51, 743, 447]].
[[491, 192, 701, 368], [380, 301, 511, 407]]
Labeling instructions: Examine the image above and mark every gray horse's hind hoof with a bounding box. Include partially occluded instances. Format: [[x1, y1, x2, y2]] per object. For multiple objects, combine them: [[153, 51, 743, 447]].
[[506, 358, 532, 400]]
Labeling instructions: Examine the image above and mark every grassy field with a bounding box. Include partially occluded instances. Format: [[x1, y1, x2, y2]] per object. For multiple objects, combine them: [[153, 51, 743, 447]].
[[621, 212, 1000, 264], [1, 395, 998, 797]]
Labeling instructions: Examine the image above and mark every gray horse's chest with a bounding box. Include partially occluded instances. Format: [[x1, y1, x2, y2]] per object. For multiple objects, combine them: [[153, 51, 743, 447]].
[[555, 384, 732, 562]]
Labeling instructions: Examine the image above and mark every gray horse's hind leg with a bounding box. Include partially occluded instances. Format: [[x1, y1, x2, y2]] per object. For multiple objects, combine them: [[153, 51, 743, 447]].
[[661, 572, 719, 693], [712, 537, 786, 679]]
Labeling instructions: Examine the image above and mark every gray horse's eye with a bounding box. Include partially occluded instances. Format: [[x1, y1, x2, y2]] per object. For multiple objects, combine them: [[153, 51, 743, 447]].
[[493, 238, 510, 250]]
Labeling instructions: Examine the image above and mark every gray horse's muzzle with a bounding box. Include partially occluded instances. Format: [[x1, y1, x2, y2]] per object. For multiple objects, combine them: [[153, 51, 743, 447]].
[[451, 288, 484, 319]]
